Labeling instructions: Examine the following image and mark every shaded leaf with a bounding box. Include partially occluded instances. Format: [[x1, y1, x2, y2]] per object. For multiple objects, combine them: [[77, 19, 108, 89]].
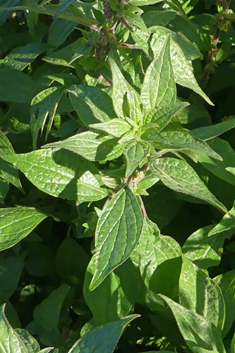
[[191, 118, 235, 141]]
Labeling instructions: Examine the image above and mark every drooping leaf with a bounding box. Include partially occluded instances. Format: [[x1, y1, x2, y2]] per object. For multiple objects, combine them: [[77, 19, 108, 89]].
[[179, 256, 225, 330], [124, 141, 149, 177], [131, 218, 181, 296], [143, 131, 222, 160], [33, 283, 70, 332], [182, 225, 232, 269], [43, 131, 123, 162], [0, 207, 47, 251], [4, 149, 107, 202], [141, 35, 176, 112], [159, 295, 226, 353], [68, 315, 139, 353], [89, 187, 143, 291], [151, 157, 227, 213], [89, 119, 132, 138], [68, 84, 115, 125], [109, 56, 143, 123], [31, 86, 64, 149], [214, 270, 235, 337]]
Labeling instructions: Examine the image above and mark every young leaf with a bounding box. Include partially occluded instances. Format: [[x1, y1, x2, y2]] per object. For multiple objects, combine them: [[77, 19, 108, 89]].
[[109, 56, 143, 123], [68, 84, 115, 125], [159, 295, 226, 353], [151, 157, 227, 213], [124, 141, 149, 177], [214, 270, 235, 337], [68, 315, 139, 353], [141, 35, 176, 112], [182, 225, 232, 270], [89, 187, 143, 291], [4, 149, 107, 202], [0, 207, 47, 251], [43, 131, 123, 162], [144, 101, 189, 126], [143, 131, 222, 160], [179, 257, 225, 330], [89, 119, 132, 138], [31, 86, 64, 149]]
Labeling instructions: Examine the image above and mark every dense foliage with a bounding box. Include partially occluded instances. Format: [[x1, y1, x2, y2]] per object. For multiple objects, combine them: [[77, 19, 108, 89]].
[[1, 0, 235, 352]]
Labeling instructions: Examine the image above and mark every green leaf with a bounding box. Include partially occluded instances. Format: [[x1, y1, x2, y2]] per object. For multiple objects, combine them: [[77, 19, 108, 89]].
[[15, 329, 40, 353], [68, 315, 139, 353], [151, 157, 227, 213], [191, 118, 235, 141], [0, 179, 9, 203], [141, 35, 176, 112], [89, 187, 143, 291], [0, 256, 24, 300], [159, 295, 226, 353], [151, 32, 213, 105], [0, 207, 47, 251], [43, 131, 123, 162], [84, 257, 133, 325], [0, 304, 28, 353], [182, 225, 231, 269], [124, 141, 149, 177], [131, 218, 181, 296], [130, 0, 163, 5], [208, 203, 235, 237], [144, 101, 189, 126], [142, 10, 176, 27], [109, 56, 143, 123], [89, 119, 132, 138], [31, 86, 64, 149], [1, 42, 47, 71], [68, 84, 115, 125], [214, 270, 235, 337], [4, 149, 107, 202], [54, 0, 77, 17], [179, 257, 225, 330], [195, 139, 235, 186], [144, 131, 222, 160], [33, 283, 70, 332], [48, 18, 77, 48], [0, 68, 38, 103]]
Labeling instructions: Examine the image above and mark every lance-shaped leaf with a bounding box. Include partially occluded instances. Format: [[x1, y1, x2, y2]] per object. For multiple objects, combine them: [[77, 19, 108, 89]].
[[214, 269, 235, 337], [191, 118, 235, 141], [0, 131, 23, 191], [89, 119, 132, 138], [0, 206, 47, 251], [4, 149, 107, 203], [43, 131, 123, 162], [144, 101, 189, 126], [124, 141, 149, 177], [130, 0, 163, 4], [159, 295, 226, 353], [109, 57, 143, 123], [131, 218, 181, 294], [89, 187, 143, 291], [151, 32, 213, 105], [68, 85, 115, 125], [208, 203, 235, 237], [54, 0, 77, 17], [182, 225, 232, 270], [69, 315, 139, 353], [151, 157, 227, 213], [179, 257, 225, 330], [143, 131, 222, 160], [31, 86, 64, 149], [141, 35, 176, 112]]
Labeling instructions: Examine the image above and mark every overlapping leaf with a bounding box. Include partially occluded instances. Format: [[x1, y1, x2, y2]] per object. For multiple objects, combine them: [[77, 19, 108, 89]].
[[124, 141, 149, 177]]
